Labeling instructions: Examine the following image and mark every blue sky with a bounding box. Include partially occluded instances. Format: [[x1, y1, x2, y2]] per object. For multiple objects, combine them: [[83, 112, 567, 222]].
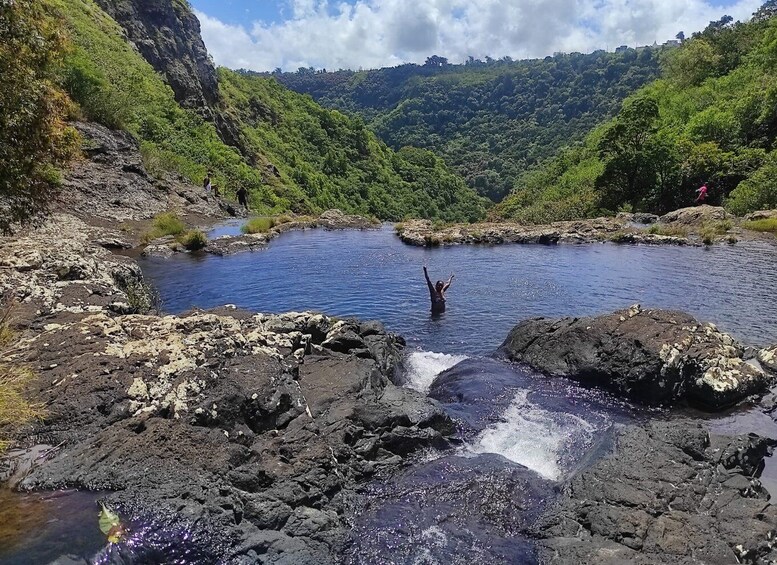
[[190, 0, 764, 72]]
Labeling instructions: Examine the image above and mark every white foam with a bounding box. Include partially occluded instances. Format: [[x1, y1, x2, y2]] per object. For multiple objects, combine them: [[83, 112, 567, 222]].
[[468, 390, 597, 481], [404, 351, 468, 393]]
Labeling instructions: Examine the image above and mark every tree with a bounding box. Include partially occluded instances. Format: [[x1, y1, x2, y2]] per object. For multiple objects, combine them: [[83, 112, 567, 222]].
[[661, 39, 721, 86], [596, 96, 662, 210], [0, 0, 78, 233], [424, 55, 449, 67], [676, 31, 685, 42]]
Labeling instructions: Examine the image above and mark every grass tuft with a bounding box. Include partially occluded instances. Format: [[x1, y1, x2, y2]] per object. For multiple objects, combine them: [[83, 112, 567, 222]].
[[0, 303, 44, 453], [242, 217, 276, 234], [647, 224, 688, 237], [742, 218, 777, 234], [142, 212, 186, 243], [177, 229, 208, 250]]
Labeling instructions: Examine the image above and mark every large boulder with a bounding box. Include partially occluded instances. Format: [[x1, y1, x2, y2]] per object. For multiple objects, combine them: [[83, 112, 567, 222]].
[[659, 205, 728, 226], [498, 305, 773, 409]]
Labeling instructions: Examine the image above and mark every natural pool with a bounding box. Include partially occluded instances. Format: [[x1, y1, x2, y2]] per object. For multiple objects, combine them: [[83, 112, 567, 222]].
[[137, 226, 777, 562], [11, 225, 769, 564], [142, 224, 777, 354]]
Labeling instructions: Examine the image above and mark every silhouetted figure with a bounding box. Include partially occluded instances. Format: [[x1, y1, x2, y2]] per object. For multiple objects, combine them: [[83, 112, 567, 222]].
[[236, 186, 248, 210], [423, 266, 454, 315]]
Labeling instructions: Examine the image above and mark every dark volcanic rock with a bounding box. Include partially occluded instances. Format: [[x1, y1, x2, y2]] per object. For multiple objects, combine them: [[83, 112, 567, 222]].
[[537, 421, 777, 564], [94, 0, 219, 111], [64, 122, 229, 222], [498, 305, 773, 409], [1, 218, 454, 564], [345, 455, 556, 565]]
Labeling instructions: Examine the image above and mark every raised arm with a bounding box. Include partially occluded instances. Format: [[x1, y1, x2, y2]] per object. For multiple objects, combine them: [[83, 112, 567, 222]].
[[443, 273, 454, 292], [423, 266, 435, 293]]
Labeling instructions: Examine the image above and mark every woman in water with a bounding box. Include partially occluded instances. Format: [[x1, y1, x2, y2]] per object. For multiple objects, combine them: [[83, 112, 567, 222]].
[[423, 266, 454, 315]]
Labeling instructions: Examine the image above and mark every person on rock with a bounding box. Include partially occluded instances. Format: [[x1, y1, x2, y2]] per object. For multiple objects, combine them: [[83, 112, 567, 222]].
[[203, 172, 213, 196], [695, 182, 709, 204], [423, 266, 454, 315], [236, 186, 249, 211]]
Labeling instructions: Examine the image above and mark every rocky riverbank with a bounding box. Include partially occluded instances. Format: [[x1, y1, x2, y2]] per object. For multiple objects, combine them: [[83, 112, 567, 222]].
[[0, 212, 454, 563], [397, 205, 777, 247]]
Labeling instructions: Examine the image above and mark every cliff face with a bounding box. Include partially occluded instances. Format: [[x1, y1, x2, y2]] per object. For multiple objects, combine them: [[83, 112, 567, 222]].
[[94, 0, 219, 111]]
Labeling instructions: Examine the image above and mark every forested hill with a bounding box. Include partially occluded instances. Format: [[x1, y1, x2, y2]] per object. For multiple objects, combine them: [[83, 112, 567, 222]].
[[273, 50, 663, 201], [1, 0, 485, 231], [493, 4, 777, 224]]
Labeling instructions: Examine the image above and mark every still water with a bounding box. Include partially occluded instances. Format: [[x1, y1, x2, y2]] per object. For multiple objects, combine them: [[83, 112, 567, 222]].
[[142, 225, 777, 354]]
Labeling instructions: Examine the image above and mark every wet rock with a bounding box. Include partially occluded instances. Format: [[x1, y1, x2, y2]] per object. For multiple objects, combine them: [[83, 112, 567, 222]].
[[345, 455, 554, 564], [498, 305, 774, 409], [537, 421, 777, 564]]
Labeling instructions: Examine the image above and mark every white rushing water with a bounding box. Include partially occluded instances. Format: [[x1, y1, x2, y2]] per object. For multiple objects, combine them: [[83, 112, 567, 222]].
[[468, 390, 600, 481], [403, 350, 469, 393]]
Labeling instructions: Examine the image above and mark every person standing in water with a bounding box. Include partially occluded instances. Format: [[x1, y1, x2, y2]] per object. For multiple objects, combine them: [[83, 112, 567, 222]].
[[423, 266, 454, 315]]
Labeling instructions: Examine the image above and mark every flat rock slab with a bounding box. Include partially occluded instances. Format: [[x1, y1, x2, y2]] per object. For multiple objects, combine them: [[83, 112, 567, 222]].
[[498, 305, 774, 409]]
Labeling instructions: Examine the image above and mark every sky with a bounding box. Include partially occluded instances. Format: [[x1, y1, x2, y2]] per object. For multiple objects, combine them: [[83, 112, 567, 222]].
[[189, 0, 764, 72]]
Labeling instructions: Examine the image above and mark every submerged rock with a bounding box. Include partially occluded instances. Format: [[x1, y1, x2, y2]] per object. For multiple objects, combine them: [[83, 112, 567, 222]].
[[498, 305, 774, 409]]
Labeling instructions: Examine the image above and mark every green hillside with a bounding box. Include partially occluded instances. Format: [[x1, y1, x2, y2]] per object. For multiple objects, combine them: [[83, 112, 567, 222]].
[[495, 5, 777, 223], [29, 0, 485, 222], [275, 50, 663, 201]]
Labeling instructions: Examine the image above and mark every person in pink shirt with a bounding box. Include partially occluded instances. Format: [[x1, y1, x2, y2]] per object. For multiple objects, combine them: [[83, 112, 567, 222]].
[[695, 183, 709, 203]]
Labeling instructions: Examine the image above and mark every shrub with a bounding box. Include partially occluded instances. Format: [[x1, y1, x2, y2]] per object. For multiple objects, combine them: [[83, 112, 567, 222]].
[[394, 222, 405, 234], [742, 218, 777, 233], [178, 229, 207, 250], [242, 217, 276, 234], [0, 304, 44, 453], [122, 278, 161, 314], [0, 0, 79, 233]]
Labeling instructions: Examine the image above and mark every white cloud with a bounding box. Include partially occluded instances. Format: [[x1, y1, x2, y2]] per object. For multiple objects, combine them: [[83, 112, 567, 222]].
[[195, 0, 763, 72]]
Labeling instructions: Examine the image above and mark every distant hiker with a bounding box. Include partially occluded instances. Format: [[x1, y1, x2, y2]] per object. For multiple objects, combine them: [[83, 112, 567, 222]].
[[695, 183, 709, 204], [203, 172, 212, 195], [236, 186, 248, 210], [423, 266, 454, 315]]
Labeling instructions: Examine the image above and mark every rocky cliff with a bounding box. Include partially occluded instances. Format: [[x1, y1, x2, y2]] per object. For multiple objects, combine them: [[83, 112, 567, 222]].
[[94, 0, 219, 111]]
